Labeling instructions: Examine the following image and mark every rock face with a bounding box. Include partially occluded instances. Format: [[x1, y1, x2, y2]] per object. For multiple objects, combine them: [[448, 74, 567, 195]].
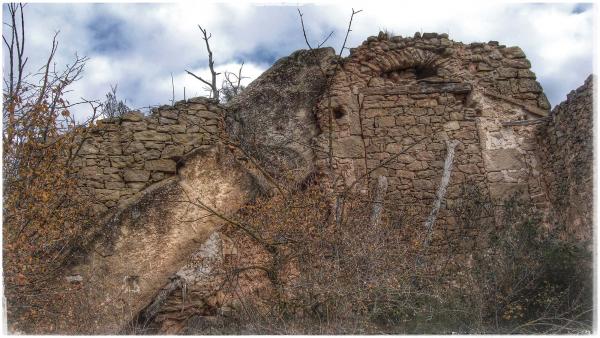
[[226, 47, 336, 187], [537, 75, 594, 244], [64, 146, 257, 334]]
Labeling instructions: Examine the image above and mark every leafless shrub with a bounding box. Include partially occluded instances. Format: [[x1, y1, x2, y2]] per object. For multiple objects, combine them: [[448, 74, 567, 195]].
[[159, 175, 593, 334], [220, 62, 247, 103], [3, 3, 100, 333], [157, 175, 475, 334], [453, 185, 593, 334], [100, 84, 130, 119]]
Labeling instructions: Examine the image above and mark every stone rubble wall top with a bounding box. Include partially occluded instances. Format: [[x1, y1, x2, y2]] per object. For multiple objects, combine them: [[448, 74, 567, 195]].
[[72, 97, 225, 214]]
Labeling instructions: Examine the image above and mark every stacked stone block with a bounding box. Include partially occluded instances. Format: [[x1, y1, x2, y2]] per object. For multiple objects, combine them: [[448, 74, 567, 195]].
[[72, 97, 224, 214], [315, 32, 552, 252], [537, 75, 593, 243]]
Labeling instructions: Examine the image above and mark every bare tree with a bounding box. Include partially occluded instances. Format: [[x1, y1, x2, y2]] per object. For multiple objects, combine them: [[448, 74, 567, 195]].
[[220, 62, 247, 103], [186, 25, 220, 100], [3, 3, 102, 332]]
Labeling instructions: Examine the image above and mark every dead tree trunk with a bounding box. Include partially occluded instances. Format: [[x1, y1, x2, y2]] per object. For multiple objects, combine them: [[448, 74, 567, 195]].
[[416, 139, 460, 266], [185, 25, 221, 100], [370, 175, 388, 227]]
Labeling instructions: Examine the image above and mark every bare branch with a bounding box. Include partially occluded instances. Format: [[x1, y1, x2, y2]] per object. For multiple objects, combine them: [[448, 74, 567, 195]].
[[297, 8, 313, 50], [339, 8, 362, 57], [297, 9, 337, 50], [170, 72, 175, 106], [185, 69, 212, 87], [35, 30, 60, 107], [317, 30, 334, 48]]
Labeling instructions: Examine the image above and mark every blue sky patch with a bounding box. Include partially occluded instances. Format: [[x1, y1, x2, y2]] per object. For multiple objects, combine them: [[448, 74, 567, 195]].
[[238, 46, 281, 65], [572, 3, 593, 14], [86, 11, 129, 54]]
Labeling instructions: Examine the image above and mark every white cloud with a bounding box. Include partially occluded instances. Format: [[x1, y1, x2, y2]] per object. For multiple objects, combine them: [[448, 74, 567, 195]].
[[3, 2, 594, 121]]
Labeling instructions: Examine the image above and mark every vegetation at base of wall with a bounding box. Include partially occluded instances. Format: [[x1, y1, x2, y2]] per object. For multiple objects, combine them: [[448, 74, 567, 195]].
[[150, 180, 591, 334], [464, 187, 593, 334]]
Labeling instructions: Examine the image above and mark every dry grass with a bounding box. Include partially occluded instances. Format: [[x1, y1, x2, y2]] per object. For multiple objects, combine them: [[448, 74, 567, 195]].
[[144, 178, 592, 335]]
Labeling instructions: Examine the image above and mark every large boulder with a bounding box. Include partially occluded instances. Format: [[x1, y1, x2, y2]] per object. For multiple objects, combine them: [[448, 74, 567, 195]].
[[226, 47, 337, 188], [57, 146, 258, 333]]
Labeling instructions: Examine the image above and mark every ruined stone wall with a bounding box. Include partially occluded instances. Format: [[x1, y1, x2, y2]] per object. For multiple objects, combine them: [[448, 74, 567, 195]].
[[315, 32, 552, 249], [72, 97, 224, 214], [52, 36, 593, 334], [537, 75, 594, 243]]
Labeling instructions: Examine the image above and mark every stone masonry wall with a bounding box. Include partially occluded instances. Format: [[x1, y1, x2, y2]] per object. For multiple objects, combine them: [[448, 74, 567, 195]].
[[537, 75, 594, 243], [72, 97, 224, 214], [314, 32, 552, 251]]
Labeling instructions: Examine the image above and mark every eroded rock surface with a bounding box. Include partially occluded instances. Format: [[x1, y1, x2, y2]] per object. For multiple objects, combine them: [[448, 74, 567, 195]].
[[226, 47, 336, 187], [64, 146, 256, 333]]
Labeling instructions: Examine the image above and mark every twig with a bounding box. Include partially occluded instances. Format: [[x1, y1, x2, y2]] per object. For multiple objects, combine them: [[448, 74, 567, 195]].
[[297, 8, 313, 50], [317, 30, 334, 48], [170, 72, 175, 105], [185, 69, 212, 88], [339, 8, 363, 57]]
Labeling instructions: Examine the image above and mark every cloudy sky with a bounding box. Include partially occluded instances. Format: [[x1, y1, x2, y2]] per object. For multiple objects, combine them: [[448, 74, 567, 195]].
[[2, 1, 596, 120]]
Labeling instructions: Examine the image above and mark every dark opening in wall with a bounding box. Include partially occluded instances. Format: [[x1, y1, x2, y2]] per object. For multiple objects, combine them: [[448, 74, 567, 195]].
[[174, 156, 185, 174], [333, 106, 346, 119], [415, 64, 438, 80], [380, 63, 439, 83]]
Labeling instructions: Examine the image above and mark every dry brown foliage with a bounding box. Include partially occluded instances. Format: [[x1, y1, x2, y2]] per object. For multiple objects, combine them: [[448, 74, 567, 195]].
[[3, 4, 100, 332], [149, 173, 478, 334], [158, 177, 591, 334]]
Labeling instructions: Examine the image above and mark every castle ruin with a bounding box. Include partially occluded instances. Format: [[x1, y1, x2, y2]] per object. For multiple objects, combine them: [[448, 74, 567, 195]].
[[57, 32, 593, 333]]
